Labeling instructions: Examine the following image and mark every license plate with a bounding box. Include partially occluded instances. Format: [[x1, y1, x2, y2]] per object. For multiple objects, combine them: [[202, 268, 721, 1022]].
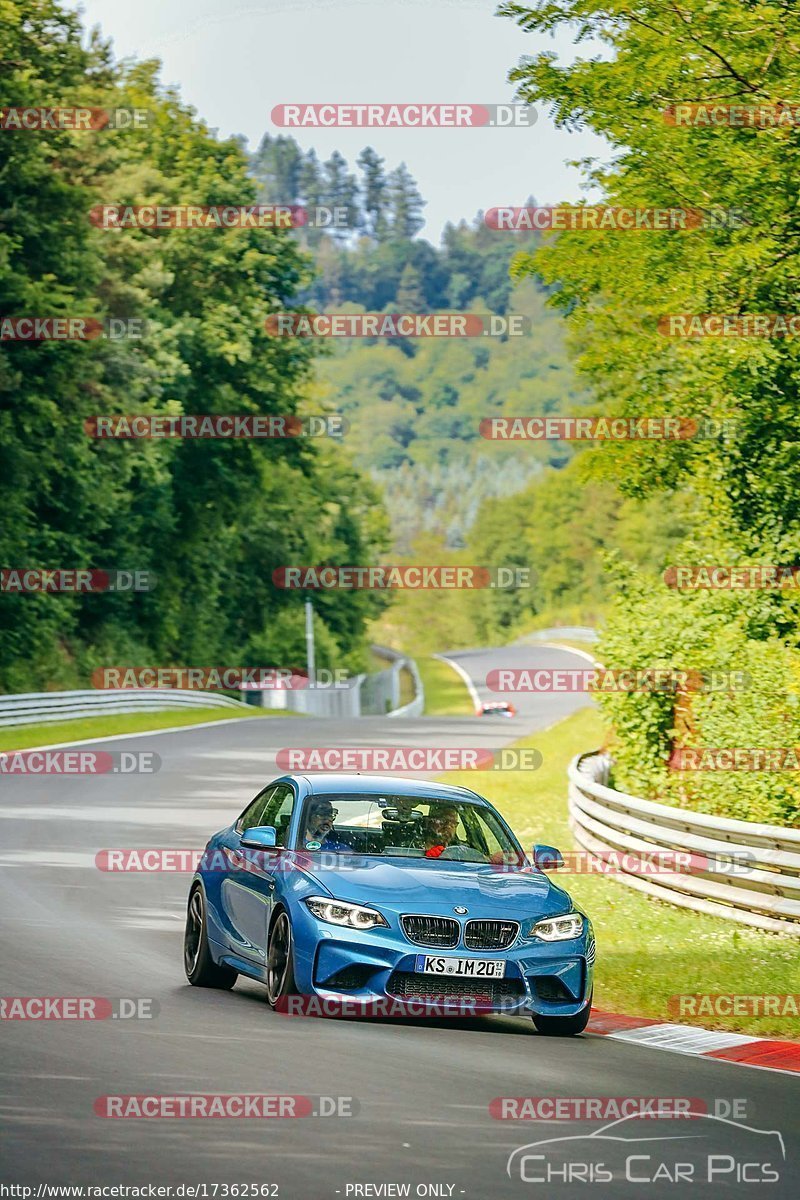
[[414, 955, 506, 978]]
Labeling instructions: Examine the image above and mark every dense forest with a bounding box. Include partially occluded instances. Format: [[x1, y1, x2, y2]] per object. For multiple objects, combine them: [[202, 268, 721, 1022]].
[[251, 135, 588, 549], [0, 1, 388, 691], [496, 0, 800, 824]]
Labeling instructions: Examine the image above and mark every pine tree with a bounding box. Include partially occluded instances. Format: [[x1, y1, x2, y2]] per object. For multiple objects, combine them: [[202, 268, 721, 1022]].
[[251, 133, 303, 202], [357, 147, 389, 241], [386, 163, 426, 240], [323, 150, 361, 241]]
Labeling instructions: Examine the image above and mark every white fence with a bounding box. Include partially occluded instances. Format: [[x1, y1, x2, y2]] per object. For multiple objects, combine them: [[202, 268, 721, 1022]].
[[0, 688, 248, 728], [568, 751, 800, 936]]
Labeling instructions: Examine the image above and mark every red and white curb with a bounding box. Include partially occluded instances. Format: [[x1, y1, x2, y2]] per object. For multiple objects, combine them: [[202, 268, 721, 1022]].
[[588, 1009, 800, 1075]]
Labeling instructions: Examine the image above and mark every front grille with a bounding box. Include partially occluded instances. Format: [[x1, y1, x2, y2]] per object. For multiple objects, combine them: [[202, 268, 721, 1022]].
[[401, 915, 460, 948], [464, 919, 519, 950], [388, 970, 525, 1006]]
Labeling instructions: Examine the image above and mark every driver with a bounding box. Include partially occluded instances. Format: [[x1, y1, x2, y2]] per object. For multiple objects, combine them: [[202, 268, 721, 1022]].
[[302, 799, 351, 853], [421, 805, 486, 861], [422, 805, 461, 859]]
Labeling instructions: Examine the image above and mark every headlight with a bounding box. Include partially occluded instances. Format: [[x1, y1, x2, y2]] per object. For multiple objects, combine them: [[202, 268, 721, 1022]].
[[304, 896, 388, 930], [529, 913, 584, 941]]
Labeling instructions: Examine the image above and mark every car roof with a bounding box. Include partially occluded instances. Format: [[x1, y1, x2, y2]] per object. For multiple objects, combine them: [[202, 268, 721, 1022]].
[[294, 773, 487, 803]]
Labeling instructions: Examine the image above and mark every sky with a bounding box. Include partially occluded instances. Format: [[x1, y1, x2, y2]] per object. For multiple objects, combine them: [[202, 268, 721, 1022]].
[[68, 0, 609, 244]]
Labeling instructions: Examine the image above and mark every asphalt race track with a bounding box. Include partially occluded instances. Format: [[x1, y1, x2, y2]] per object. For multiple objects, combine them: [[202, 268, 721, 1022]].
[[1, 643, 797, 1198]]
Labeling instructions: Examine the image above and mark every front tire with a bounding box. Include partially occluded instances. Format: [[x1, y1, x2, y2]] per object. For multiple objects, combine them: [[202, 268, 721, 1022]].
[[184, 886, 238, 989], [265, 910, 297, 1007], [532, 992, 592, 1037]]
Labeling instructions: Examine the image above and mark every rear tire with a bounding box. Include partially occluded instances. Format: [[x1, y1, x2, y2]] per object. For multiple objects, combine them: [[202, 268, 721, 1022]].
[[265, 910, 297, 1008], [184, 886, 238, 989], [532, 992, 592, 1037]]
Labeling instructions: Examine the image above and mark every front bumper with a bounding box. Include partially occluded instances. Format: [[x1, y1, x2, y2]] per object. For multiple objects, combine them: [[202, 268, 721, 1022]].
[[291, 907, 594, 1018]]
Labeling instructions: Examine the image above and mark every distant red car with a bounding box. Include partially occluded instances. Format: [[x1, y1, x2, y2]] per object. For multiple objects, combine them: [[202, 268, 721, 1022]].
[[478, 700, 516, 717]]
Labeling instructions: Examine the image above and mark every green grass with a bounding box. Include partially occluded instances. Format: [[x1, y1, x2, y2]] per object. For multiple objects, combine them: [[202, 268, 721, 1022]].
[[398, 665, 416, 708], [0, 704, 284, 751], [418, 655, 475, 716], [438, 707, 800, 1039]]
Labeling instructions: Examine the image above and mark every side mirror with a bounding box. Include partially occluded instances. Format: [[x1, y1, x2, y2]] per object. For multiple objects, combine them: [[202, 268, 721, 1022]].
[[241, 826, 278, 850], [532, 843, 565, 871]]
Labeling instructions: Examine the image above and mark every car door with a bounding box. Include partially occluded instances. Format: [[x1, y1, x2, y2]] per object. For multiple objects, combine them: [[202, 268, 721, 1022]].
[[218, 783, 296, 965]]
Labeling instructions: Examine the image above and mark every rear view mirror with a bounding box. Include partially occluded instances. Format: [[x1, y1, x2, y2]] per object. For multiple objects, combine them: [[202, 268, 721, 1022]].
[[532, 843, 565, 871], [241, 826, 278, 850]]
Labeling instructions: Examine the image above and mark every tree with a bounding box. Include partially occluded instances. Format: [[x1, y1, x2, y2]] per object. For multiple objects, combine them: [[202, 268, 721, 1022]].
[[251, 133, 303, 203], [386, 163, 426, 240], [0, 0, 390, 690], [323, 150, 360, 241], [357, 146, 389, 241], [500, 0, 800, 555], [499, 0, 800, 821], [395, 262, 426, 312], [297, 149, 327, 246]]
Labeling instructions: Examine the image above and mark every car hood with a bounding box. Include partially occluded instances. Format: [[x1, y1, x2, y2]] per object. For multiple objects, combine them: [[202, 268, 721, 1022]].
[[298, 857, 573, 919]]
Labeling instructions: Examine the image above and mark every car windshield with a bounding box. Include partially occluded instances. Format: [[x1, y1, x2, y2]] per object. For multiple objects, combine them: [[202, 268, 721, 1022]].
[[296, 793, 525, 864]]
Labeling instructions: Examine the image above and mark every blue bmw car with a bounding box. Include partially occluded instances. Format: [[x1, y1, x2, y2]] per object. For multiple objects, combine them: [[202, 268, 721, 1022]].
[[184, 773, 595, 1036]]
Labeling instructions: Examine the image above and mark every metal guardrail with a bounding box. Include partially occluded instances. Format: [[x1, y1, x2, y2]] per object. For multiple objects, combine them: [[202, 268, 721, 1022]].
[[568, 751, 800, 936], [0, 688, 248, 728]]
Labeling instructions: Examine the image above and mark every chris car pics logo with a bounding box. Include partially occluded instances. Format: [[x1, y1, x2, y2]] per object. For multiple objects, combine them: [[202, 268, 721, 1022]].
[[506, 1113, 784, 1185]]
